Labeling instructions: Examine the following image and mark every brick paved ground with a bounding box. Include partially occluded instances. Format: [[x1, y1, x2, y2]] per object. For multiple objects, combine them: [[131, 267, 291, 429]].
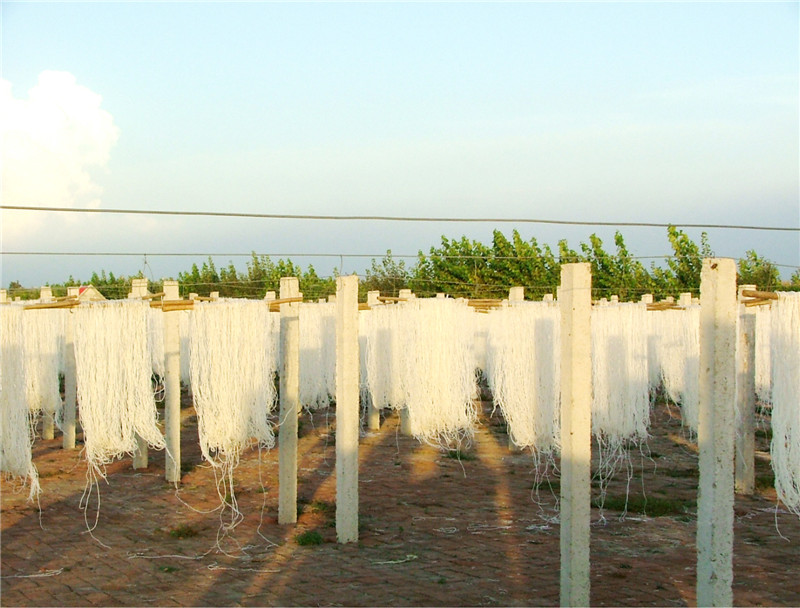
[[2, 398, 799, 607]]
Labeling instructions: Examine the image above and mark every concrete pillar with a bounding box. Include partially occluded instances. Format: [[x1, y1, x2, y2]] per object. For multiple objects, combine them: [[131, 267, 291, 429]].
[[367, 290, 380, 307], [559, 263, 592, 608], [0, 289, 7, 303], [735, 285, 756, 495], [399, 288, 414, 300], [679, 292, 693, 307], [610, 295, 619, 304], [436, 292, 446, 299], [67, 287, 79, 298], [264, 291, 276, 302], [278, 277, 300, 524], [210, 291, 219, 301], [398, 288, 414, 435], [39, 286, 53, 302], [62, 312, 77, 450], [164, 281, 182, 483], [696, 258, 737, 607], [641, 294, 654, 304], [132, 278, 151, 469], [543, 294, 554, 303], [336, 275, 360, 543], [508, 286, 524, 302]]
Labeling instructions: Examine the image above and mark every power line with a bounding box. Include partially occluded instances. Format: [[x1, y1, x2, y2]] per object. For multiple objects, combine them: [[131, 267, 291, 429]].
[[2, 204, 798, 232]]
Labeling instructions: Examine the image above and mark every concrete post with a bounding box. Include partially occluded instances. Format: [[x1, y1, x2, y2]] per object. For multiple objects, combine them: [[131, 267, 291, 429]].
[[39, 286, 54, 302], [278, 277, 300, 524], [508, 286, 524, 302], [264, 291, 276, 302], [679, 292, 693, 307], [62, 312, 77, 450], [610, 295, 619, 304], [641, 294, 654, 304], [559, 263, 592, 608], [132, 278, 150, 469], [696, 258, 737, 607], [367, 291, 380, 307], [735, 285, 756, 495], [399, 288, 414, 300], [0, 289, 7, 303], [543, 294, 554, 303], [336, 275, 360, 543], [164, 281, 182, 483]]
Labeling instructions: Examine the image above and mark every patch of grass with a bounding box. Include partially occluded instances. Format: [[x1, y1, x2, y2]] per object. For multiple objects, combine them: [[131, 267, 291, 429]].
[[310, 500, 336, 515], [168, 524, 198, 539], [755, 427, 773, 441], [437, 576, 447, 585], [445, 449, 477, 461], [756, 473, 775, 490], [295, 530, 323, 546], [596, 495, 695, 517], [159, 566, 179, 573]]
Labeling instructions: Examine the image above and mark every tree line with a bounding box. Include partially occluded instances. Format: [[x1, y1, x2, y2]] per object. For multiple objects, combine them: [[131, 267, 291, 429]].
[[8, 226, 798, 301]]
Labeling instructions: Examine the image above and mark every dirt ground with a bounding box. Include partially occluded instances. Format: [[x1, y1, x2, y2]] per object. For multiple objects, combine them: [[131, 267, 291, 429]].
[[2, 395, 799, 607]]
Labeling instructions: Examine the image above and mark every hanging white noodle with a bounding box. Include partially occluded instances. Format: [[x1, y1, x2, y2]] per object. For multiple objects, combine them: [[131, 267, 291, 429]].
[[73, 301, 165, 474], [754, 304, 772, 404], [0, 305, 40, 499], [23, 309, 66, 426], [400, 298, 478, 445], [591, 303, 650, 447], [769, 292, 800, 516], [361, 303, 407, 410], [654, 306, 700, 432], [299, 302, 336, 410], [147, 306, 165, 378], [485, 301, 560, 453], [190, 300, 279, 467]]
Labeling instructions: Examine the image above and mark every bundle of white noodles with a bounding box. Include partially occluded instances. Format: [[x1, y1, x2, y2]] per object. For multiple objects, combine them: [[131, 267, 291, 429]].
[[643, 308, 662, 390], [0, 306, 40, 499], [399, 298, 478, 444], [769, 292, 800, 516], [73, 301, 165, 474], [754, 304, 772, 404], [591, 303, 650, 446], [190, 301, 279, 468], [654, 306, 700, 432], [299, 302, 336, 410], [23, 309, 67, 425], [179, 310, 192, 385], [147, 306, 165, 378], [472, 309, 491, 373], [485, 301, 560, 453], [361, 303, 407, 410]]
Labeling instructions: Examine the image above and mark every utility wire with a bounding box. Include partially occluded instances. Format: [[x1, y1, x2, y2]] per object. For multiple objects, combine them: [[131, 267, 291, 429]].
[[2, 204, 798, 232]]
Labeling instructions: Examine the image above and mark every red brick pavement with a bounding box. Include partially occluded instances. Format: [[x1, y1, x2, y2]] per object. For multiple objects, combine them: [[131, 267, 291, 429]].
[[2, 401, 799, 607]]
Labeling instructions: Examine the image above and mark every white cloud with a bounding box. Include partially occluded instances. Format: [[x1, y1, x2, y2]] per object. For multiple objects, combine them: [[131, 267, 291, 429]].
[[1, 71, 119, 243]]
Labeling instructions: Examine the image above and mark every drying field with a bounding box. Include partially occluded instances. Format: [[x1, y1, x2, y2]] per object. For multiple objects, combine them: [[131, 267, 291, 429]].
[[2, 396, 799, 607]]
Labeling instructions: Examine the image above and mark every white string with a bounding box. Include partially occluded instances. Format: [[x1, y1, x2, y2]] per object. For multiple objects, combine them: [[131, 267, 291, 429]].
[[299, 302, 336, 410], [754, 304, 772, 405], [399, 299, 479, 445], [0, 305, 41, 500], [485, 301, 560, 453], [769, 292, 800, 517], [22, 309, 66, 426]]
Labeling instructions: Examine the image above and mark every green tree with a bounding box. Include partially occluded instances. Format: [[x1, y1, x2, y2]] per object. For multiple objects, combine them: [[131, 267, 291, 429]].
[[361, 250, 409, 298], [737, 250, 780, 291]]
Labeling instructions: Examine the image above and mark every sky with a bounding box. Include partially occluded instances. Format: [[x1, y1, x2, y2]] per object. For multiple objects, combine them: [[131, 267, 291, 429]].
[[1, 1, 798, 289]]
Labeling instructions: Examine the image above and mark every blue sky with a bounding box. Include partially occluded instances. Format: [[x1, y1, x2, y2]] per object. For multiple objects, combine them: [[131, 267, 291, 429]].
[[1, 1, 798, 288]]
